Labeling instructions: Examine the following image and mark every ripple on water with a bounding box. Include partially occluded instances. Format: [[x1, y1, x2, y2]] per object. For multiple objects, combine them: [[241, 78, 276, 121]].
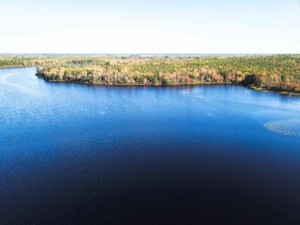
[[264, 119, 300, 137]]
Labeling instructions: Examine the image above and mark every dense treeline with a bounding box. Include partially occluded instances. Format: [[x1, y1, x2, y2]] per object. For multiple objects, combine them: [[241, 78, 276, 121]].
[[0, 56, 55, 68], [1, 55, 300, 94], [36, 55, 300, 94]]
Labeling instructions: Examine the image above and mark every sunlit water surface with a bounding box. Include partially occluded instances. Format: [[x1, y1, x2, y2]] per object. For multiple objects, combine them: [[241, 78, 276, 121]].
[[1, 68, 300, 225]]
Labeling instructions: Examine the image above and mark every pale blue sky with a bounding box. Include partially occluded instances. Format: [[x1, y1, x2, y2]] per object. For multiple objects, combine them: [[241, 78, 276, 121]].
[[0, 0, 299, 53]]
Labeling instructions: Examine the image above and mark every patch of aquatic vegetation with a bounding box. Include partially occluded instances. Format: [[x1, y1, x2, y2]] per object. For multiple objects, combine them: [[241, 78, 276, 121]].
[[264, 119, 300, 136]]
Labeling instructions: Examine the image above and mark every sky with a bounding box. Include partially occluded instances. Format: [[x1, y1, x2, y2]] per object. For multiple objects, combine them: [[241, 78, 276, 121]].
[[0, 0, 299, 54]]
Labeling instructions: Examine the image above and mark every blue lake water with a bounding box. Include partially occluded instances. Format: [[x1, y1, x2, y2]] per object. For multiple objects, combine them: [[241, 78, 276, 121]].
[[1, 67, 300, 225]]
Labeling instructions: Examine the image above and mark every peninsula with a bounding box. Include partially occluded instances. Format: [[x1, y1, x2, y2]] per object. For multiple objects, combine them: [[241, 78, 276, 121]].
[[1, 54, 300, 95]]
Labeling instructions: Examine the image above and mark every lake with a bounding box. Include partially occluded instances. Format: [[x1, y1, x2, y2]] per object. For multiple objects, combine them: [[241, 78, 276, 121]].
[[1, 67, 300, 225]]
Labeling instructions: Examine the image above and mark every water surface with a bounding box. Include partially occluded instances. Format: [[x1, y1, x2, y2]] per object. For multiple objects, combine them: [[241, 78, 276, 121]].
[[1, 68, 300, 225]]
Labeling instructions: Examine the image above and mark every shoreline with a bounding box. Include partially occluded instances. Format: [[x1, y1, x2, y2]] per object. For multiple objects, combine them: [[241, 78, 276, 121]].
[[1, 55, 300, 96], [248, 85, 300, 96], [37, 75, 300, 96]]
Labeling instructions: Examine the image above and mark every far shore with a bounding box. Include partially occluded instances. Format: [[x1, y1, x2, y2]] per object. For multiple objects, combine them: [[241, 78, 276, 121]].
[[1, 54, 299, 96], [38, 76, 300, 96]]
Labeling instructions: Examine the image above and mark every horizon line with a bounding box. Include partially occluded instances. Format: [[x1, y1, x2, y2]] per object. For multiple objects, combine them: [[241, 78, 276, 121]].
[[1, 53, 299, 56]]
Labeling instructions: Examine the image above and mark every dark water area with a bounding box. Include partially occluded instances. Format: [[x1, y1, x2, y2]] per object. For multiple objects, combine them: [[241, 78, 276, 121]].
[[1, 68, 300, 225]]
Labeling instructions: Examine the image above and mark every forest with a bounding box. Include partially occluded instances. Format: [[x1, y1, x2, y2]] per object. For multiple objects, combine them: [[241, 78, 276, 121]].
[[1, 55, 300, 94]]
